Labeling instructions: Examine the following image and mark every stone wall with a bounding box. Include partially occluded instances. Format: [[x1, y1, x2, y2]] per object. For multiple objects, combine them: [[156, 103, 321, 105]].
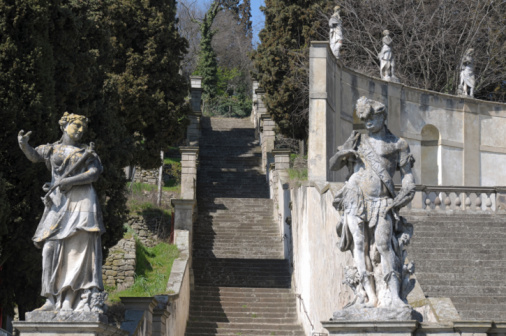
[[134, 168, 160, 185], [308, 41, 506, 186], [127, 214, 171, 248], [103, 237, 136, 291]]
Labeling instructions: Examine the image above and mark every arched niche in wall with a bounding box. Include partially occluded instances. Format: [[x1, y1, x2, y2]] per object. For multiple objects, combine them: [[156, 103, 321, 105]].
[[421, 124, 441, 185]]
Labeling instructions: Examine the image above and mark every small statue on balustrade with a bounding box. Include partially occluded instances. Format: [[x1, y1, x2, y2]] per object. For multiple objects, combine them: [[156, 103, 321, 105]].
[[329, 6, 343, 59], [18, 112, 107, 314], [330, 97, 416, 320], [378, 30, 399, 83], [458, 48, 475, 97]]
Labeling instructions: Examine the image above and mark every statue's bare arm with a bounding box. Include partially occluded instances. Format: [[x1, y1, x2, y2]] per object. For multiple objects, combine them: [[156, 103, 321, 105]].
[[57, 157, 103, 192], [18, 130, 44, 163], [393, 139, 416, 209]]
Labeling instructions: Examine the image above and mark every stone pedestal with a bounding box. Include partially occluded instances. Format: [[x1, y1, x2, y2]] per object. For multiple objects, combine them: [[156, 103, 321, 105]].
[[13, 321, 127, 336], [179, 146, 198, 199], [13, 311, 127, 336], [260, 114, 275, 173], [322, 320, 418, 336]]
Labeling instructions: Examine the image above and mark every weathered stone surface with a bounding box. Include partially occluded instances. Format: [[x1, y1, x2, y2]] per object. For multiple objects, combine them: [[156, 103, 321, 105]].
[[329, 6, 343, 59], [378, 30, 399, 82], [329, 97, 416, 315], [25, 311, 108, 324], [18, 113, 106, 313], [331, 306, 413, 321]]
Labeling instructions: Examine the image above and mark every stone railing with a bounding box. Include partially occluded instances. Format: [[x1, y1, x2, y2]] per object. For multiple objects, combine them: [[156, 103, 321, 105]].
[[268, 169, 493, 334], [406, 185, 506, 212], [120, 79, 200, 336]]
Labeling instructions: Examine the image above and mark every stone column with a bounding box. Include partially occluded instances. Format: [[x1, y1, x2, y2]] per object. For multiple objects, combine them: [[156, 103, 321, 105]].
[[179, 146, 198, 200], [190, 76, 203, 113], [121, 297, 158, 336], [251, 81, 259, 126], [255, 88, 267, 139], [273, 149, 291, 171], [152, 296, 171, 336], [260, 114, 275, 174], [308, 41, 332, 182], [188, 76, 203, 145]]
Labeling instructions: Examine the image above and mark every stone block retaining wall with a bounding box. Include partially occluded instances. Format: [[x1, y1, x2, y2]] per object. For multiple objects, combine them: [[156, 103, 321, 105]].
[[103, 237, 136, 290]]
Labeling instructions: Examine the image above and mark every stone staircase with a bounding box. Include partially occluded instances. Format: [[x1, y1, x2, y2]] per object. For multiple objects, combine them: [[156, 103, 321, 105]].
[[185, 117, 304, 336], [406, 212, 506, 321]]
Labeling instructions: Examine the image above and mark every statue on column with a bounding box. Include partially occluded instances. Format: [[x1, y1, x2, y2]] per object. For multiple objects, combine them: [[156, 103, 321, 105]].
[[329, 6, 343, 59], [330, 97, 416, 320], [18, 112, 107, 314], [458, 48, 475, 97], [378, 30, 399, 83]]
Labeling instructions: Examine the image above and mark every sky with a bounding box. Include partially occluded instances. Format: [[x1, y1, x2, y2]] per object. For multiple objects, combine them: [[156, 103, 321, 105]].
[[194, 0, 266, 45], [250, 0, 266, 45]]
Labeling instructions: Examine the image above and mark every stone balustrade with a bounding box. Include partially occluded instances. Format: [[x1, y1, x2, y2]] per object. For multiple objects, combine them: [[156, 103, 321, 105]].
[[407, 185, 506, 212]]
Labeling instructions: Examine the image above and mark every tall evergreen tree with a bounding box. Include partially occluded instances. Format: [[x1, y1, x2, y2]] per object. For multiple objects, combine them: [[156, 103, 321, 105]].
[[107, 0, 190, 168], [196, 0, 222, 102], [253, 0, 333, 140], [0, 0, 57, 316]]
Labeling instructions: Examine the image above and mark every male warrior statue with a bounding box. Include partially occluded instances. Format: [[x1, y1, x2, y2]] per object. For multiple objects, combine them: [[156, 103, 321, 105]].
[[331, 97, 416, 317], [329, 6, 343, 59], [378, 30, 399, 82]]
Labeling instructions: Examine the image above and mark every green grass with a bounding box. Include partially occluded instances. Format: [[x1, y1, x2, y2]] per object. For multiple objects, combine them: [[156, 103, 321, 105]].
[[108, 240, 179, 303], [288, 168, 308, 181], [163, 157, 181, 165]]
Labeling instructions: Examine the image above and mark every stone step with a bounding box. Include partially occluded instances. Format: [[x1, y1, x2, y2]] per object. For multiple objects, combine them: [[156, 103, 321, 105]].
[[188, 117, 303, 335]]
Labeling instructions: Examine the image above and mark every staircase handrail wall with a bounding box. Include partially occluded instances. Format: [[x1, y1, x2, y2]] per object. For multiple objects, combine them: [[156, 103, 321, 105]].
[[308, 41, 506, 187], [268, 173, 506, 334]]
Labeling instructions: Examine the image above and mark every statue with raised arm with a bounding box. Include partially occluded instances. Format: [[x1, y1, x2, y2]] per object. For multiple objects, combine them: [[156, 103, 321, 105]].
[[458, 48, 475, 97], [378, 30, 399, 83], [329, 6, 343, 59], [330, 97, 416, 320], [18, 112, 107, 314]]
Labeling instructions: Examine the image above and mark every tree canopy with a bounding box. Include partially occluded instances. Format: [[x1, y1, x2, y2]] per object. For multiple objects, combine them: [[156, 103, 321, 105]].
[[253, 0, 333, 140]]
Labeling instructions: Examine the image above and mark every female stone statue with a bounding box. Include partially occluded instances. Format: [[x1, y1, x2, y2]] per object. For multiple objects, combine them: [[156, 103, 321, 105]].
[[18, 113, 106, 313], [459, 48, 475, 97]]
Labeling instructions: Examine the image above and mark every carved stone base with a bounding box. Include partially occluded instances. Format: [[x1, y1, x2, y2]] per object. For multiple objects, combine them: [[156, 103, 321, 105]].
[[13, 311, 127, 336], [25, 311, 108, 324], [13, 321, 127, 336], [322, 320, 418, 336], [331, 306, 414, 321]]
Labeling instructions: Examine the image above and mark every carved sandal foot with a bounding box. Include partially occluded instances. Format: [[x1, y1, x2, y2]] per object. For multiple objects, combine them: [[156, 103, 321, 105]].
[[35, 300, 55, 311]]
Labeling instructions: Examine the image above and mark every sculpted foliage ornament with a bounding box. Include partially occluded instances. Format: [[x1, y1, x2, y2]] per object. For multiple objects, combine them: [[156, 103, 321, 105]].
[[18, 113, 107, 314], [330, 97, 416, 320]]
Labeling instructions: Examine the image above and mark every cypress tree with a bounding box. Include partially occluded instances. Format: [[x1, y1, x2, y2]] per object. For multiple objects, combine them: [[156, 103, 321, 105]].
[[253, 0, 333, 140], [0, 0, 57, 315], [196, 0, 222, 103]]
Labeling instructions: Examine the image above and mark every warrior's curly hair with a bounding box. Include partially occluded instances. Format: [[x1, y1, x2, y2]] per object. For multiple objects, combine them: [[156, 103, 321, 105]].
[[58, 112, 89, 132], [355, 96, 387, 121]]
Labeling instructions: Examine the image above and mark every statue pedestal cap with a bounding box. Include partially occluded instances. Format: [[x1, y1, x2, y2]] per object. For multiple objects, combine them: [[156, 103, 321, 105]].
[[322, 320, 418, 336], [13, 311, 128, 336]]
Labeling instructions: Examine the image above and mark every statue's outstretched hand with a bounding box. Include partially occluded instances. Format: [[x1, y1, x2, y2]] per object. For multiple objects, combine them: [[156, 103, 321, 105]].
[[18, 130, 32, 148]]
